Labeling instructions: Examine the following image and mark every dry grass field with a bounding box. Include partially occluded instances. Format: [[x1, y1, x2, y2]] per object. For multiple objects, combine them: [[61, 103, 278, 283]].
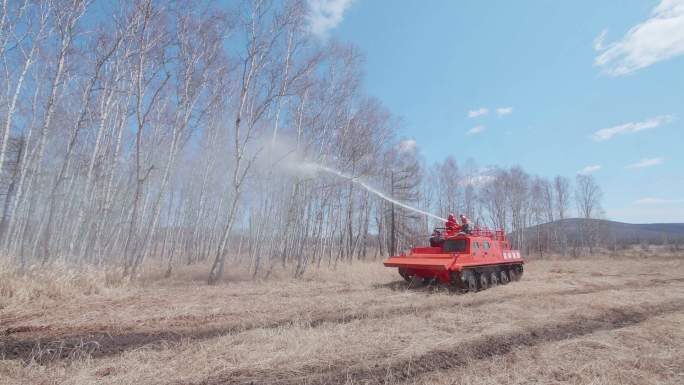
[[1, 254, 683, 385]]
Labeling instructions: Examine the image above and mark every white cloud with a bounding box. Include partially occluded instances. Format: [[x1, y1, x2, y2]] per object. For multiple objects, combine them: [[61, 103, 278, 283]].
[[307, 0, 354, 38], [466, 125, 485, 135], [467, 108, 488, 118], [606, 203, 684, 223], [634, 197, 683, 204], [607, 204, 684, 223], [496, 107, 513, 116], [593, 29, 608, 51], [397, 139, 417, 153], [626, 157, 664, 169], [459, 167, 497, 187], [592, 115, 673, 141], [460, 175, 495, 187], [594, 0, 684, 76], [578, 165, 601, 175]]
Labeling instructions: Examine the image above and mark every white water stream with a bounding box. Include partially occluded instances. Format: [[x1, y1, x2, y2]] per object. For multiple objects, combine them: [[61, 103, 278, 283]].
[[303, 162, 447, 223]]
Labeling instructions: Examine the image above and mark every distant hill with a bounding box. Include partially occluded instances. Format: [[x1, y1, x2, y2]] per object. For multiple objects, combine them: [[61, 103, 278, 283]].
[[524, 218, 684, 244]]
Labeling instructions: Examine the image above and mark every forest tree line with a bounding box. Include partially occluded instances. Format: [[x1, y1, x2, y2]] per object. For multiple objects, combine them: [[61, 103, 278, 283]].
[[0, 0, 606, 281]]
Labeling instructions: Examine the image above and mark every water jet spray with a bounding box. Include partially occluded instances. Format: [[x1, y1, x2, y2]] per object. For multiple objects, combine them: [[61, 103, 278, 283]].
[[300, 161, 447, 223]]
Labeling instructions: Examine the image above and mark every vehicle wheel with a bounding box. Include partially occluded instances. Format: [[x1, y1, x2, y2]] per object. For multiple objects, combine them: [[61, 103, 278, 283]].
[[478, 273, 489, 290], [500, 270, 510, 284], [398, 268, 411, 282], [467, 274, 478, 292], [450, 272, 465, 291], [489, 272, 499, 286], [509, 268, 519, 281]]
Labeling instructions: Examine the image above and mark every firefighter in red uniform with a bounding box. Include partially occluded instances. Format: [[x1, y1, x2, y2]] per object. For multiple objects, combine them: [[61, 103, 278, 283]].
[[460, 214, 471, 234], [445, 213, 459, 233]]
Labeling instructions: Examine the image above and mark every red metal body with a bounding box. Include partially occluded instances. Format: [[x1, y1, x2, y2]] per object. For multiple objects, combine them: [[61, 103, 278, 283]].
[[384, 228, 524, 290]]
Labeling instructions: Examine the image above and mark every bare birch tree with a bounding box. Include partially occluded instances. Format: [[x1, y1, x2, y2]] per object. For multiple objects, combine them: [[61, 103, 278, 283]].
[[0, 0, 607, 280]]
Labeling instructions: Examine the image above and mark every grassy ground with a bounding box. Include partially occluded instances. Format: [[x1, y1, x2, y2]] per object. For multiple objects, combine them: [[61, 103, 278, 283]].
[[1, 254, 683, 384]]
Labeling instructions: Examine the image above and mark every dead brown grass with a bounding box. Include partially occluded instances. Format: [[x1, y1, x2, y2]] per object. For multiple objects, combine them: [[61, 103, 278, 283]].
[[1, 254, 683, 385], [0, 262, 126, 310]]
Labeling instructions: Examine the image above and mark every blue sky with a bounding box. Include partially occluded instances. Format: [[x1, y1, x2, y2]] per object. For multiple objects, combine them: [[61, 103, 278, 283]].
[[310, 0, 684, 223]]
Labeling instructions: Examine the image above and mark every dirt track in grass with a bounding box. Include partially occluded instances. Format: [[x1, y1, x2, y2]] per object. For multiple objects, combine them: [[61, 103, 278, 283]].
[[1, 256, 683, 385]]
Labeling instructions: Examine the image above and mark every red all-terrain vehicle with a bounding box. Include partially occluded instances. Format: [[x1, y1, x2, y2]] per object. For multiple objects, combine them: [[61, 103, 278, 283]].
[[384, 226, 523, 291]]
